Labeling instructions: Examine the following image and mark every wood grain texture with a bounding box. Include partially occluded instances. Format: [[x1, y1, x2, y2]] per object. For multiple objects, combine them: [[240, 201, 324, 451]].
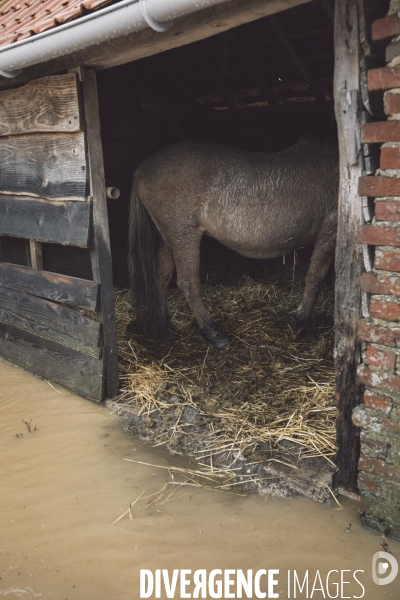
[[0, 286, 101, 348], [0, 196, 91, 247], [0, 323, 103, 401], [333, 0, 363, 492], [0, 263, 99, 311], [83, 70, 119, 399], [0, 74, 80, 136], [0, 307, 101, 358], [0, 132, 88, 200]]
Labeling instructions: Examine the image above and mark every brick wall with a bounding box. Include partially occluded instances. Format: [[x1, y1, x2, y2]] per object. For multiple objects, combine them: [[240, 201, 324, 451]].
[[354, 10, 400, 540]]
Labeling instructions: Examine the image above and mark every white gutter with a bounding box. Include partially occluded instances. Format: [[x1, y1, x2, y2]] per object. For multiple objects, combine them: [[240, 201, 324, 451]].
[[0, 0, 229, 78]]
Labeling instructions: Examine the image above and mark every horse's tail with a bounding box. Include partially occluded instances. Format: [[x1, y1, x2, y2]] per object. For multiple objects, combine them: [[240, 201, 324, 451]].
[[128, 176, 162, 338]]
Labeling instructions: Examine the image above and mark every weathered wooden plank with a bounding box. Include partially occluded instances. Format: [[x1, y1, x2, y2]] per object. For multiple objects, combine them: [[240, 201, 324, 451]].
[[83, 69, 119, 400], [0, 323, 103, 401], [0, 132, 88, 200], [0, 196, 91, 247], [0, 74, 81, 137], [333, 0, 363, 492], [0, 263, 99, 311], [0, 307, 101, 359], [0, 286, 101, 348]]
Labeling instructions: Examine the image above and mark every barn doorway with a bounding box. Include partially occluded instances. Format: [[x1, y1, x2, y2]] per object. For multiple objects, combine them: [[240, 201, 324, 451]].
[[97, 0, 341, 499]]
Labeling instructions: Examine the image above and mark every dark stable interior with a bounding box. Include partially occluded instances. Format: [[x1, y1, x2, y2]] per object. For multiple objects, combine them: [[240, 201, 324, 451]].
[[101, 0, 339, 290], [3, 0, 338, 287]]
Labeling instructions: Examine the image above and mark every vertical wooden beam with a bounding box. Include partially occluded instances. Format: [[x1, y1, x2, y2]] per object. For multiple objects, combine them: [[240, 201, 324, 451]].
[[24, 239, 31, 267], [81, 68, 119, 400], [29, 240, 43, 270], [333, 0, 363, 491]]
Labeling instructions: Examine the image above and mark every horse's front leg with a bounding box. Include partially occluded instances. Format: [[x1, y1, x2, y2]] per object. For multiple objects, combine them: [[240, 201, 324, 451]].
[[295, 229, 336, 340], [172, 233, 230, 349]]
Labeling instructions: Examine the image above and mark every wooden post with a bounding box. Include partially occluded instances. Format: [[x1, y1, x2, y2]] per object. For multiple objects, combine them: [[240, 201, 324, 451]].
[[333, 0, 363, 491], [29, 240, 43, 270], [81, 69, 119, 399]]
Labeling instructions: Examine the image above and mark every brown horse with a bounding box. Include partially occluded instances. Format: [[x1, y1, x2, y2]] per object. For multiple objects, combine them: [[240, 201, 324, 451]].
[[127, 136, 338, 348]]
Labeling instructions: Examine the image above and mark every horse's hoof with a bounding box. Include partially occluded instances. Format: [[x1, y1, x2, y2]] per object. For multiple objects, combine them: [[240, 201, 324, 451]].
[[212, 331, 230, 349], [200, 322, 230, 348]]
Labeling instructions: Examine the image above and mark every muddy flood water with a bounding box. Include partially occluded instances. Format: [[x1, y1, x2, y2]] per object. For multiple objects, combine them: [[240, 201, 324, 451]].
[[1, 358, 399, 600]]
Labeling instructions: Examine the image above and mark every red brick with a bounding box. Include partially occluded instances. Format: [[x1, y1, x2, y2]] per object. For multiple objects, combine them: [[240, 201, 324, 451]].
[[360, 272, 400, 297], [375, 249, 400, 272], [359, 176, 400, 198], [372, 14, 400, 42], [365, 346, 396, 371], [357, 320, 398, 347], [380, 146, 400, 170], [358, 454, 400, 481], [364, 389, 393, 413], [352, 401, 396, 435], [368, 66, 400, 92], [361, 433, 390, 458], [375, 201, 400, 221], [358, 472, 382, 495], [358, 225, 400, 247], [359, 455, 386, 477], [384, 91, 400, 116], [370, 298, 400, 321], [362, 121, 400, 143], [357, 365, 400, 397]]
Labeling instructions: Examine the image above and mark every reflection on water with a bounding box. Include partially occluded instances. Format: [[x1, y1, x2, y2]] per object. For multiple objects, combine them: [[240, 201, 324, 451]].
[[0, 590, 44, 598], [0, 358, 399, 599]]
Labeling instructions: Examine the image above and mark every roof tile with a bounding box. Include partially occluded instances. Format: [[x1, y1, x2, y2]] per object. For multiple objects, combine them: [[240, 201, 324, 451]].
[[0, 0, 115, 48]]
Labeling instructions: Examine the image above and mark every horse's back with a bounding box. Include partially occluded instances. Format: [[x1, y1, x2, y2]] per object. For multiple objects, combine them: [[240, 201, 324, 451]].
[[134, 137, 338, 258], [136, 137, 337, 207]]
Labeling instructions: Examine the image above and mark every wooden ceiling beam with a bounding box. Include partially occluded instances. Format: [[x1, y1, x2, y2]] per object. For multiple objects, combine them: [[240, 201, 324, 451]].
[[187, 41, 244, 110], [268, 14, 330, 102], [226, 29, 281, 105]]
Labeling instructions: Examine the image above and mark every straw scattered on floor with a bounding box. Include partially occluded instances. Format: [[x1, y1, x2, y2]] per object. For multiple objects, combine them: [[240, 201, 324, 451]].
[[112, 462, 246, 525], [114, 278, 336, 477]]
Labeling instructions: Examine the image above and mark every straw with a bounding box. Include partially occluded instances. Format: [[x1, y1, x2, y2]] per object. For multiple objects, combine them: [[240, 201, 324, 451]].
[[113, 277, 336, 485]]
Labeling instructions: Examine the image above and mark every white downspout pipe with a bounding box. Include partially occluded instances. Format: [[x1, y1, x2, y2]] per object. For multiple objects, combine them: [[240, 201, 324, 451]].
[[0, 0, 229, 78]]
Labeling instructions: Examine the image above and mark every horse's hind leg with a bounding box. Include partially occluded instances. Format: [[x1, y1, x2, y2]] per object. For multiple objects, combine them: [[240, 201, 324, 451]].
[[172, 233, 230, 349], [156, 239, 177, 340], [295, 229, 335, 340]]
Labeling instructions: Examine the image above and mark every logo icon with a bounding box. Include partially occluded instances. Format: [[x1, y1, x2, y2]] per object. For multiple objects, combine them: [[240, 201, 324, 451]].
[[372, 551, 398, 585]]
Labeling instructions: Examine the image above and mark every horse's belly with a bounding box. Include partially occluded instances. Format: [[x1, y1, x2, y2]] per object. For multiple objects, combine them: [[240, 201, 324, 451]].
[[215, 240, 304, 260], [204, 224, 316, 260]]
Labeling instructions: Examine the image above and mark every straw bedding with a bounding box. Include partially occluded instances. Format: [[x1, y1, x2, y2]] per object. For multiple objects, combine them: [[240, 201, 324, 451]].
[[113, 277, 337, 496]]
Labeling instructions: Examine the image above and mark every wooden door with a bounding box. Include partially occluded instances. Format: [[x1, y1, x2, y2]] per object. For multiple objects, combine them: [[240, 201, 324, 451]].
[[0, 70, 119, 401]]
